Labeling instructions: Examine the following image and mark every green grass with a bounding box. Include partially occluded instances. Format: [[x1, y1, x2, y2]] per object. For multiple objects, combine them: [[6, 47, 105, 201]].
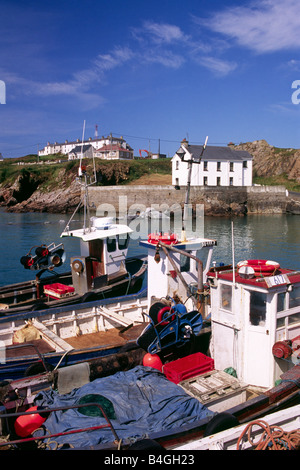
[[253, 174, 300, 192], [0, 156, 172, 189], [2, 154, 300, 192]]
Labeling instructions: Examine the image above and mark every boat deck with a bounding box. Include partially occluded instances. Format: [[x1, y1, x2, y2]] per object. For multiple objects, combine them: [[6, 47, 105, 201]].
[[5, 323, 148, 358], [6, 339, 56, 358]]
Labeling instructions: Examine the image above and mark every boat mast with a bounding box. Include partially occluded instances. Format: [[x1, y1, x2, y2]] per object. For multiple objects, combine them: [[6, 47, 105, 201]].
[[177, 136, 208, 239], [61, 121, 97, 236]]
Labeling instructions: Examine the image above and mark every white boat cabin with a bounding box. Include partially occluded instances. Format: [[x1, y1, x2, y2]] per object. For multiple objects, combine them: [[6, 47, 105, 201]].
[[61, 217, 132, 295], [207, 260, 300, 389], [140, 233, 217, 312]]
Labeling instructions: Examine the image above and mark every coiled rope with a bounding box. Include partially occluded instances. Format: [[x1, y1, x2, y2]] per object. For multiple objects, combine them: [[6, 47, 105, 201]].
[[236, 419, 300, 450]]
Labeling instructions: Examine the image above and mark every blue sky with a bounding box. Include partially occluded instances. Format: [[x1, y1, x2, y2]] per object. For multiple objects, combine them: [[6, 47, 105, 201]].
[[1, 0, 300, 158]]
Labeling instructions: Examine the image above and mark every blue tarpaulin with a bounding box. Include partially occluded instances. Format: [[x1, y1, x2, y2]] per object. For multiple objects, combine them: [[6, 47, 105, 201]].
[[34, 366, 214, 449]]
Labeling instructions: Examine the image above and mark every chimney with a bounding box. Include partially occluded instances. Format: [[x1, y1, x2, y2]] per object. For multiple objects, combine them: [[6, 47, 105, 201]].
[[181, 138, 189, 148]]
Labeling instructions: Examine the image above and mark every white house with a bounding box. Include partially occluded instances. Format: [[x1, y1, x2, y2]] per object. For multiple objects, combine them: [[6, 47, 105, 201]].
[[38, 134, 133, 160], [172, 139, 253, 187], [68, 144, 94, 160]]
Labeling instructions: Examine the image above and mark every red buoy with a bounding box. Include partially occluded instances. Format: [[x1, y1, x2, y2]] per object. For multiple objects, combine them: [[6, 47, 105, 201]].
[[143, 353, 163, 372], [14, 406, 47, 437]]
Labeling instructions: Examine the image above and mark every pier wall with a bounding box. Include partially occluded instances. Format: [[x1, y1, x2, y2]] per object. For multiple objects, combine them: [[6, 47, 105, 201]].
[[88, 185, 291, 216]]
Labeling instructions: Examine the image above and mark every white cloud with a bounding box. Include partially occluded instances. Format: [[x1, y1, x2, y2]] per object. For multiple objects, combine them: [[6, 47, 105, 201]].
[[137, 22, 188, 45], [204, 0, 300, 54], [144, 50, 185, 69], [199, 57, 237, 76], [2, 46, 135, 109]]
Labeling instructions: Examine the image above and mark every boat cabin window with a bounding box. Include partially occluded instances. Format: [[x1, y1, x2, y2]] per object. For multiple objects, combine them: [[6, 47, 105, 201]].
[[289, 285, 300, 309], [220, 284, 232, 311], [277, 292, 287, 312], [250, 291, 266, 326], [107, 237, 117, 253], [289, 312, 300, 325], [118, 234, 129, 250], [180, 254, 190, 273]]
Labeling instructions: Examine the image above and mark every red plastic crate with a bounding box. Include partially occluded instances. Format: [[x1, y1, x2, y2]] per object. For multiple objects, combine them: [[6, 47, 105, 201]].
[[162, 352, 214, 384], [43, 283, 75, 299]]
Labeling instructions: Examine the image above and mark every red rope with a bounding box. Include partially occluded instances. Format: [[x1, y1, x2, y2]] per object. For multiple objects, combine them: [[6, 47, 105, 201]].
[[236, 419, 300, 450]]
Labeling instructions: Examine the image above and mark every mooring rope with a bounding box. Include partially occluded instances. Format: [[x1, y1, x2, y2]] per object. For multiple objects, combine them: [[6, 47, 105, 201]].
[[236, 419, 300, 450]]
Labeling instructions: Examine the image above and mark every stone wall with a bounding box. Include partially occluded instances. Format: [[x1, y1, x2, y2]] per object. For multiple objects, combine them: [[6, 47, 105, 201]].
[[88, 184, 290, 216]]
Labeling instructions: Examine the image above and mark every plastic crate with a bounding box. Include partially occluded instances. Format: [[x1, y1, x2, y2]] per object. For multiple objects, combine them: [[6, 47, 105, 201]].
[[162, 352, 214, 384], [179, 370, 248, 412], [44, 283, 75, 299]]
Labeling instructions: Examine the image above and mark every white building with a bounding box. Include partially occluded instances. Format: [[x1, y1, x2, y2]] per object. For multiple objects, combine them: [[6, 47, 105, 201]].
[[38, 134, 134, 160], [172, 139, 253, 187]]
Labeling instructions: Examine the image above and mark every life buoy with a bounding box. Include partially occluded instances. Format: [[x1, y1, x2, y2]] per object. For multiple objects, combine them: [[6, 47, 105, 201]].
[[157, 306, 176, 325], [148, 232, 178, 245], [237, 259, 280, 276]]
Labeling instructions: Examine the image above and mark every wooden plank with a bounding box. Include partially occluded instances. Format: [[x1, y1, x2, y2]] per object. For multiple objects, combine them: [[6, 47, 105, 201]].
[[32, 319, 74, 352], [97, 307, 133, 327]]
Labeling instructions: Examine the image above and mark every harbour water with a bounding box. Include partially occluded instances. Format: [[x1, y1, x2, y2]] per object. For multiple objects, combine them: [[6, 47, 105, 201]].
[[0, 210, 299, 287]]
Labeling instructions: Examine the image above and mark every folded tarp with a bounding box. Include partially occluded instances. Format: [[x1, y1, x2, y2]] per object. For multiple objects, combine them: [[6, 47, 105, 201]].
[[34, 365, 214, 449]]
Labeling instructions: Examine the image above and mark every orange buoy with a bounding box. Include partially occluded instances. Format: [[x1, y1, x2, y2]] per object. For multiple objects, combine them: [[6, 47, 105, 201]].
[[14, 406, 47, 437], [143, 353, 163, 372]]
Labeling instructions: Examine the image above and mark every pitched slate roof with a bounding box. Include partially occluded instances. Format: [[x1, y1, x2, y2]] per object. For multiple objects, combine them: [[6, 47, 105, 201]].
[[69, 144, 93, 154], [178, 144, 252, 162]]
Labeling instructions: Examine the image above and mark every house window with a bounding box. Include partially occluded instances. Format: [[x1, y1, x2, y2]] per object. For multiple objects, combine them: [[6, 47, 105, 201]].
[[217, 162, 221, 171], [203, 161, 208, 171], [175, 160, 179, 170], [229, 177, 233, 186], [217, 177, 221, 186], [243, 161, 248, 168], [203, 176, 208, 186], [230, 162, 234, 172]]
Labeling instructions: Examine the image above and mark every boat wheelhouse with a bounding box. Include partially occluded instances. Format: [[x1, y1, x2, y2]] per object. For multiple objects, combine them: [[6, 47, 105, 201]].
[[61, 217, 134, 296], [140, 233, 216, 313], [0, 216, 146, 314], [207, 259, 300, 388]]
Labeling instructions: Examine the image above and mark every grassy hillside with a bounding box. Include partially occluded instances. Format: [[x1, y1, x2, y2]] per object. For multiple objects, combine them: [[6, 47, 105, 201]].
[[0, 156, 172, 190], [2, 142, 300, 193]]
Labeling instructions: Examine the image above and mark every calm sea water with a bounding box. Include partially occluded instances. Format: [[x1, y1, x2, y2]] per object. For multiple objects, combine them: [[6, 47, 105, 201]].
[[0, 210, 299, 287]]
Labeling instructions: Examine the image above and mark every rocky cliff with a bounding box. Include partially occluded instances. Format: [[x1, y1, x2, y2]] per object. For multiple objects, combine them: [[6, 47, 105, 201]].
[[235, 139, 300, 181], [1, 140, 300, 214]]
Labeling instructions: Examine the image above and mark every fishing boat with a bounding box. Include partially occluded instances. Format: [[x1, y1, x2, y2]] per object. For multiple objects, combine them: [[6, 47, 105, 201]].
[[0, 289, 148, 381], [0, 230, 299, 450], [0, 229, 217, 381], [174, 403, 300, 450], [0, 215, 147, 315]]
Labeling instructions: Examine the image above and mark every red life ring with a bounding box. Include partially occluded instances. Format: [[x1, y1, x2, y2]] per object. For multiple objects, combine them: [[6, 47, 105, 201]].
[[148, 232, 178, 245], [157, 306, 176, 325], [237, 259, 280, 275]]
